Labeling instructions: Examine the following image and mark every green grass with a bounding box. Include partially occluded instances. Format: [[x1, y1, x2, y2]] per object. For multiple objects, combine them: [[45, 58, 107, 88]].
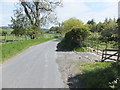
[[74, 47, 87, 52], [75, 62, 120, 88], [1, 37, 54, 63]]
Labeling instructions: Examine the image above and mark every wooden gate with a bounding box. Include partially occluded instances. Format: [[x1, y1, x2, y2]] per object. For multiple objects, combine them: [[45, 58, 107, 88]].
[[101, 49, 119, 62]]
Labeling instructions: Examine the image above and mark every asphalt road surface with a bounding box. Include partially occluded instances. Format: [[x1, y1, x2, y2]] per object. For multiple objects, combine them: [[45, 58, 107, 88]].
[[2, 39, 64, 88]]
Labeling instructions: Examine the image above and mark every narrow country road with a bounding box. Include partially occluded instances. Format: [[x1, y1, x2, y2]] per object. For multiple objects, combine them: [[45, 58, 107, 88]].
[[2, 39, 64, 88]]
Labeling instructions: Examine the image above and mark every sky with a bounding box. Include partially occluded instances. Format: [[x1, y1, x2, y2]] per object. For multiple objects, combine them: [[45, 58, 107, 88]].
[[0, 0, 119, 27]]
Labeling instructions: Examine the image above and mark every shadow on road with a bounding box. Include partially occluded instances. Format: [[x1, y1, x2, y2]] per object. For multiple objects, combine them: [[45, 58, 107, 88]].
[[67, 74, 85, 89]]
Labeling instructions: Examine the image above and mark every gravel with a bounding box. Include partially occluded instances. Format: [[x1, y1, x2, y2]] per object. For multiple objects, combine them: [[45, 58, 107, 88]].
[[56, 51, 101, 88]]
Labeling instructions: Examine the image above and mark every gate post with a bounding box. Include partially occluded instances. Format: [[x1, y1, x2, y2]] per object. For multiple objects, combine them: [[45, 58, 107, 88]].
[[118, 1, 120, 61]]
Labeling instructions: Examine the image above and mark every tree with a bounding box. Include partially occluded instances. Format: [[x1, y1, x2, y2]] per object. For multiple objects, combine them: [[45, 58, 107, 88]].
[[86, 19, 96, 32], [100, 19, 118, 41], [87, 19, 96, 25], [10, 9, 30, 36], [96, 22, 105, 32], [62, 18, 84, 34], [104, 18, 108, 23], [20, 0, 61, 28], [57, 27, 90, 50], [11, 0, 62, 39]]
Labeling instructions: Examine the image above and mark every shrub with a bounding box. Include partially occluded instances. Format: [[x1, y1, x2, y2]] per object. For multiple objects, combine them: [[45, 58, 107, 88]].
[[57, 27, 90, 50]]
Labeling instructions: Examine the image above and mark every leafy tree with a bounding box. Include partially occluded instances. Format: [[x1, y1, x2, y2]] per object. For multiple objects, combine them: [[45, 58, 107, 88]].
[[104, 18, 108, 23], [96, 22, 105, 32], [11, 0, 62, 39], [62, 18, 84, 34], [57, 27, 90, 50], [86, 19, 96, 32], [100, 19, 118, 41], [20, 0, 61, 29], [87, 19, 96, 25]]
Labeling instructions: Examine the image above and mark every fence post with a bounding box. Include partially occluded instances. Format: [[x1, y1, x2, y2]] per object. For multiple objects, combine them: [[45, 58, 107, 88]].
[[117, 18, 120, 61], [12, 34, 15, 42], [4, 34, 7, 42], [18, 35, 20, 41], [97, 41, 99, 54]]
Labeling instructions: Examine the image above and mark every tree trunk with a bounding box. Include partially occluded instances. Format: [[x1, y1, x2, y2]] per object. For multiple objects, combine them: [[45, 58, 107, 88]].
[[4, 34, 7, 42]]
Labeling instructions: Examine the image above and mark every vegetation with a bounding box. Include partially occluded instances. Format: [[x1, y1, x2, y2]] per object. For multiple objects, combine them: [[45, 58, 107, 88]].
[[1, 37, 54, 63], [62, 18, 84, 34], [47, 26, 62, 34], [57, 27, 90, 50], [76, 62, 120, 88], [57, 18, 118, 52], [10, 0, 62, 39]]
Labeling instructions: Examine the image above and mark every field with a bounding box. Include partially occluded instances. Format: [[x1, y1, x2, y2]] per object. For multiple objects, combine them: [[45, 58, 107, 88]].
[[0, 28, 61, 41]]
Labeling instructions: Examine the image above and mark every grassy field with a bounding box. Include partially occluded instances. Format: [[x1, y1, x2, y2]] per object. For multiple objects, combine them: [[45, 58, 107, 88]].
[[1, 37, 54, 63], [0, 28, 61, 41], [75, 62, 120, 88]]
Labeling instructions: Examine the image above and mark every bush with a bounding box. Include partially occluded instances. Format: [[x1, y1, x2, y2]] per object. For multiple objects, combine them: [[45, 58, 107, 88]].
[[57, 27, 90, 50]]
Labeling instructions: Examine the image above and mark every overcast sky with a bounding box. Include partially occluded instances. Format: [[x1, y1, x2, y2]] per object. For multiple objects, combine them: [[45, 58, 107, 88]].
[[0, 0, 119, 27]]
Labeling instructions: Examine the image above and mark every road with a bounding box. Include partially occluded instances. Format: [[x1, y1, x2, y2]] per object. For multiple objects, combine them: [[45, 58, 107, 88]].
[[2, 39, 64, 88]]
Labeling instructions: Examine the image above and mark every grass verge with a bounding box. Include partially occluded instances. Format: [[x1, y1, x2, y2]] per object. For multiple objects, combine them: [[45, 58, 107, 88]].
[[74, 62, 120, 88], [1, 38, 54, 63], [74, 47, 87, 52]]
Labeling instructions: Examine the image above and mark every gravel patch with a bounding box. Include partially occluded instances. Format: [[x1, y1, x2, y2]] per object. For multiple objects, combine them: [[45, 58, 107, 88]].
[[56, 51, 101, 88]]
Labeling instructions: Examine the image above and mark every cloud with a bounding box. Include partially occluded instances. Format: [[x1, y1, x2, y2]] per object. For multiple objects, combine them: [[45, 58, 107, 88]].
[[63, 0, 119, 2], [0, 0, 119, 26], [56, 1, 90, 22], [0, 0, 19, 3], [56, 0, 118, 23]]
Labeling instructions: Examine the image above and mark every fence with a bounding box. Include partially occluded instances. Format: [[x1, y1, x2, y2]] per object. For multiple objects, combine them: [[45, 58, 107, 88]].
[[83, 40, 119, 62], [0, 34, 32, 43]]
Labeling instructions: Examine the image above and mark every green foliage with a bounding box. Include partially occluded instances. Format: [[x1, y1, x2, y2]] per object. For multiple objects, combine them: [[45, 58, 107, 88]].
[[74, 47, 87, 52], [10, 9, 43, 39], [57, 27, 90, 50], [87, 19, 96, 25], [1, 38, 54, 63], [2, 31, 7, 36], [62, 18, 84, 34], [78, 62, 120, 88], [100, 20, 118, 41], [86, 19, 97, 32], [10, 9, 31, 36], [88, 32, 101, 40]]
